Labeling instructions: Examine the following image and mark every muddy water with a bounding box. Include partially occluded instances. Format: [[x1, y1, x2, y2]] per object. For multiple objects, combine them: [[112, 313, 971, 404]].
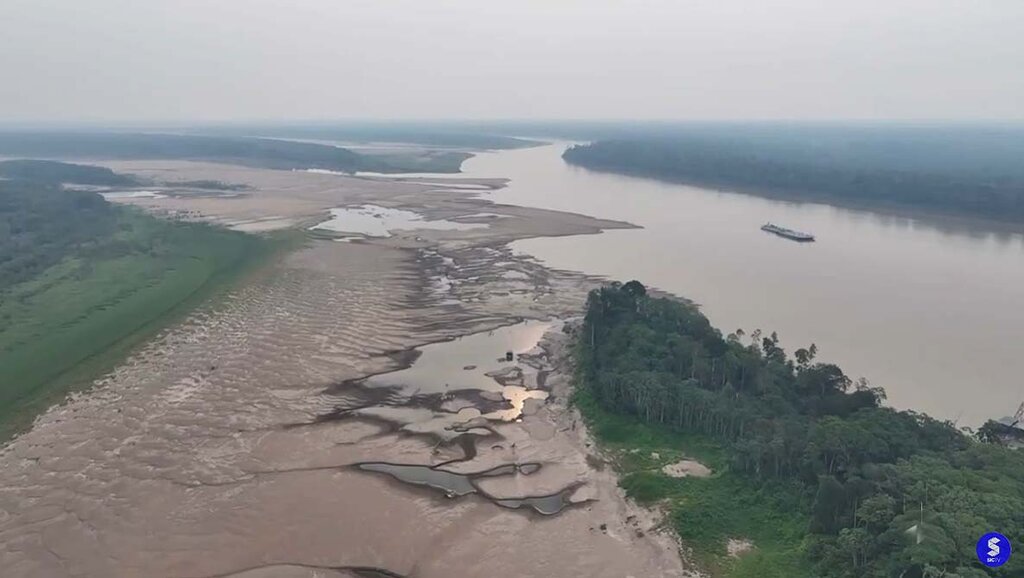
[[483, 386, 548, 421], [339, 319, 555, 431], [458, 143, 1024, 426], [364, 320, 553, 395]]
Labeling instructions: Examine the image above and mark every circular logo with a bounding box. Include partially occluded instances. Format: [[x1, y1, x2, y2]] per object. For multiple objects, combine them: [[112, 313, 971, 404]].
[[977, 532, 1012, 568]]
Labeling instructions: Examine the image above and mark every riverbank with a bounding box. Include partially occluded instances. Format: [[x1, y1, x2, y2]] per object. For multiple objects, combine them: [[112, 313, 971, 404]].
[[551, 315, 806, 578], [0, 160, 690, 577], [561, 155, 1024, 237], [0, 206, 286, 441], [561, 130, 1024, 227], [534, 321, 697, 574]]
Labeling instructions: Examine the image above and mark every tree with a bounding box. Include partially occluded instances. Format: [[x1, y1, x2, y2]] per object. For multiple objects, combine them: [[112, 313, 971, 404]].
[[795, 343, 818, 369], [622, 279, 647, 298]]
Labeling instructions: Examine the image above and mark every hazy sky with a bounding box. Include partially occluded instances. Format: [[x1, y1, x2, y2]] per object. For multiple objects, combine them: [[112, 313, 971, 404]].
[[1, 0, 1021, 122]]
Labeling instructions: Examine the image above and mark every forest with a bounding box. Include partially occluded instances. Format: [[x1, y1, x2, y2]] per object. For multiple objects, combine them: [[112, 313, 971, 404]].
[[577, 281, 1024, 577], [191, 121, 539, 150], [562, 126, 1024, 222], [0, 132, 468, 173], [0, 179, 120, 288], [0, 159, 140, 186]]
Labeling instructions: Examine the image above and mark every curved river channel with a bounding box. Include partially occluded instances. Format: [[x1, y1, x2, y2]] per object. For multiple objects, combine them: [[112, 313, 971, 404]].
[[457, 142, 1024, 427]]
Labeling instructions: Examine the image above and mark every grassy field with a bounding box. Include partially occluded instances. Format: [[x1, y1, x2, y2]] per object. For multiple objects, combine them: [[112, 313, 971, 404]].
[[0, 209, 279, 439], [573, 387, 810, 578]]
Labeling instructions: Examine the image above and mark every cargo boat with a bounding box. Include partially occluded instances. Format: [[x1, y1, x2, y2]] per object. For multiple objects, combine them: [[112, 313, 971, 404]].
[[761, 223, 815, 242]]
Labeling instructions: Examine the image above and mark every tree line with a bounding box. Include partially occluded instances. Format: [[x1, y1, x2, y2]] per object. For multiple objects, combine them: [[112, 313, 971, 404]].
[[0, 159, 139, 186], [577, 281, 1023, 577], [0, 132, 461, 173], [563, 131, 1024, 222]]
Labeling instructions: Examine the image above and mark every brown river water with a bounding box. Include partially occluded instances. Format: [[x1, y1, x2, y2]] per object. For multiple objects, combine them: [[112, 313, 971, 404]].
[[459, 143, 1024, 427]]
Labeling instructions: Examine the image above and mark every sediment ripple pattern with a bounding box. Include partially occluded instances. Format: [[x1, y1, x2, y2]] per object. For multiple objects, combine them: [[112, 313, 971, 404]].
[[0, 242, 437, 577]]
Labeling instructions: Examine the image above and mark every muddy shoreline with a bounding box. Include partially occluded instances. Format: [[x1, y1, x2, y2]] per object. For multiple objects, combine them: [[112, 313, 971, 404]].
[[0, 161, 690, 577]]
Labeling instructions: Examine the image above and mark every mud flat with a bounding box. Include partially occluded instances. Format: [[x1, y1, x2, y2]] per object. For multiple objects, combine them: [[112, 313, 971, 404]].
[[0, 159, 689, 577]]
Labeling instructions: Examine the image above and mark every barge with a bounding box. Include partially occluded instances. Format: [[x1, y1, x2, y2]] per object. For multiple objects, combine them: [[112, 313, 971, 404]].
[[761, 223, 815, 242]]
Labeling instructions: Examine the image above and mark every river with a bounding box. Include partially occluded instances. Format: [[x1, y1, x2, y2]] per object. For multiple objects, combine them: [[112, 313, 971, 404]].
[[458, 142, 1024, 427]]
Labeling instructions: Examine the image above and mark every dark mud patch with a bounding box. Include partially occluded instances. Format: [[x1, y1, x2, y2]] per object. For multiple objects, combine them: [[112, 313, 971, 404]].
[[309, 376, 544, 439], [305, 319, 556, 445], [352, 460, 583, 515], [297, 319, 579, 515], [357, 462, 478, 497], [492, 483, 588, 516], [199, 563, 407, 578]]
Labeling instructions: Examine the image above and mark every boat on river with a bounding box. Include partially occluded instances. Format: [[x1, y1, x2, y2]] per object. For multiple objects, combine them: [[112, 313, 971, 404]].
[[761, 223, 815, 242]]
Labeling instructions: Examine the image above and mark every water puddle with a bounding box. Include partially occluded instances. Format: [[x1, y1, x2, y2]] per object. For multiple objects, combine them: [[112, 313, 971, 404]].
[[355, 461, 581, 515], [364, 320, 553, 396], [492, 486, 582, 516], [310, 205, 487, 237], [100, 190, 166, 199], [357, 463, 478, 497], [483, 386, 548, 421]]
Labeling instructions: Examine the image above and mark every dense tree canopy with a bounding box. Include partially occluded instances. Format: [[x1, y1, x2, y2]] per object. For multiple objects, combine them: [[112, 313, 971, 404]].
[[0, 159, 140, 186], [563, 128, 1024, 222], [192, 122, 538, 150], [0, 180, 119, 289], [0, 132, 466, 173], [578, 282, 1024, 577]]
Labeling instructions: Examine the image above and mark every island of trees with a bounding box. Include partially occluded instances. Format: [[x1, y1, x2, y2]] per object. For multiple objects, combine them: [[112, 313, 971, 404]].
[[562, 125, 1024, 223], [576, 281, 1023, 577]]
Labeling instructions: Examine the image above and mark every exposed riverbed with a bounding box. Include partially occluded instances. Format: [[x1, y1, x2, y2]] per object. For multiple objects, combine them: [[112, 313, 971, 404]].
[[6, 140, 1017, 578], [0, 159, 688, 578]]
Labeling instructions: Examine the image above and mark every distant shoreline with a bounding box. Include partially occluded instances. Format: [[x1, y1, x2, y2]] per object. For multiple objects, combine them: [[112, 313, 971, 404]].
[[563, 152, 1024, 238]]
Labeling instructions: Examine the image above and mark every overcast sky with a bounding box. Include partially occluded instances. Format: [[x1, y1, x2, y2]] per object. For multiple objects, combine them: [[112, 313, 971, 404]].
[[1, 0, 1021, 123]]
